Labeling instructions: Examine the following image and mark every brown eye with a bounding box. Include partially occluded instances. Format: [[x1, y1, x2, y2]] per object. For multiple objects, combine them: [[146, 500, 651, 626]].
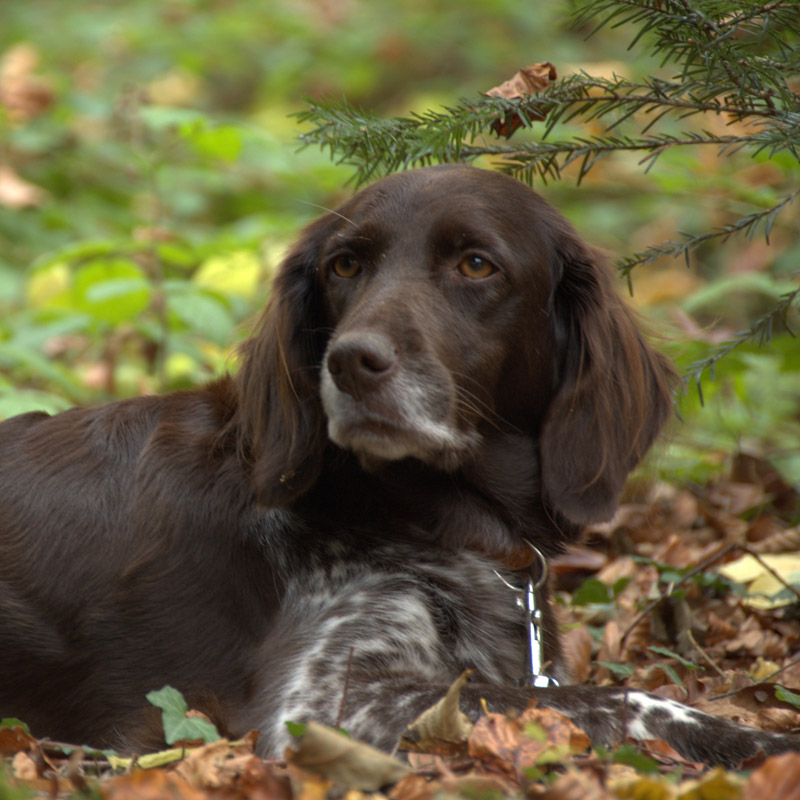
[[332, 255, 360, 278], [458, 255, 495, 280]]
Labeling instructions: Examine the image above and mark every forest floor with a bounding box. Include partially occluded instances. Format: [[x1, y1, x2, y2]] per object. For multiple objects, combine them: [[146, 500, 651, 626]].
[[3, 452, 800, 799]]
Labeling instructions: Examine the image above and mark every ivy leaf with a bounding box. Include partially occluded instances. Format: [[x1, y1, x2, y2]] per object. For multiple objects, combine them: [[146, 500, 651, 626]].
[[146, 685, 221, 745]]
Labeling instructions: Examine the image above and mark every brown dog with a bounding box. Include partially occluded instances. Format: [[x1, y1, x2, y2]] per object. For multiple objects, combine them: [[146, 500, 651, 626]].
[[1, 165, 797, 766]]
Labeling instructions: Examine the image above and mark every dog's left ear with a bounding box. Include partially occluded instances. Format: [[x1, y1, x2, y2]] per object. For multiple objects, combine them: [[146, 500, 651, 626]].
[[540, 225, 677, 525], [235, 215, 336, 507]]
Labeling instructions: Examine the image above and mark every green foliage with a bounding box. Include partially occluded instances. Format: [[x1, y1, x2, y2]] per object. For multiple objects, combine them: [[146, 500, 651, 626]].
[[775, 685, 800, 710], [609, 744, 662, 774], [146, 685, 221, 746]]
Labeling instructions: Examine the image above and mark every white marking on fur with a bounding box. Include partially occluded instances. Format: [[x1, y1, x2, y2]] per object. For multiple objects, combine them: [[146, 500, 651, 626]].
[[320, 369, 473, 462], [620, 690, 701, 741]]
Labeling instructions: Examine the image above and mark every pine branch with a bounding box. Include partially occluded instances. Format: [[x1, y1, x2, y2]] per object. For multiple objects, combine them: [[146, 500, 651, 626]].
[[297, 0, 800, 391], [617, 190, 800, 279], [687, 286, 799, 399]]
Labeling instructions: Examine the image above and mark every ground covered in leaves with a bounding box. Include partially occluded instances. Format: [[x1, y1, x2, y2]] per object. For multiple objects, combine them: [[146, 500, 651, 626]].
[[3, 452, 800, 799]]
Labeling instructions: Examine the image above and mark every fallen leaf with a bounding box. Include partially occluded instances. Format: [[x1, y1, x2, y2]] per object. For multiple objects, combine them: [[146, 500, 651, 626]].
[[401, 670, 473, 752], [0, 724, 37, 755], [484, 62, 557, 137], [561, 625, 594, 683], [718, 554, 800, 609], [103, 769, 206, 800], [288, 721, 409, 790], [11, 751, 38, 781], [468, 706, 589, 778], [678, 767, 744, 800], [541, 769, 615, 799], [743, 753, 800, 800], [174, 737, 258, 787]]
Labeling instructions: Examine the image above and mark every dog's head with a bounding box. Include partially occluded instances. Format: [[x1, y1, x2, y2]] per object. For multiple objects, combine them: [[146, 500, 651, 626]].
[[237, 165, 675, 526]]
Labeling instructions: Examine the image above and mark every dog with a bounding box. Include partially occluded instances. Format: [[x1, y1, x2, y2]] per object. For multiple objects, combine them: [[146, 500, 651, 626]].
[[1, 165, 798, 768]]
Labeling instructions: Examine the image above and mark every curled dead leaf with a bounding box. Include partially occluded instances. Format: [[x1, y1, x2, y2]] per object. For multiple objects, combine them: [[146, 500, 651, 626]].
[[288, 721, 409, 790], [0, 724, 37, 756], [484, 62, 557, 138], [468, 706, 589, 778], [400, 670, 473, 752], [174, 737, 258, 788]]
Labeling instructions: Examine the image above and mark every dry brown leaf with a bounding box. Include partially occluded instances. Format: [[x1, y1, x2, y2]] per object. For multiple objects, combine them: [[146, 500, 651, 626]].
[[561, 624, 593, 683], [11, 751, 37, 781], [519, 706, 591, 754], [750, 525, 800, 554], [173, 737, 258, 788], [0, 724, 37, 755], [401, 670, 473, 753], [551, 544, 607, 575], [288, 721, 409, 790], [540, 767, 615, 800], [484, 62, 557, 137], [103, 768, 206, 800], [744, 753, 800, 800], [705, 482, 767, 517], [691, 683, 800, 732], [486, 62, 557, 100], [390, 773, 436, 800], [468, 713, 539, 778]]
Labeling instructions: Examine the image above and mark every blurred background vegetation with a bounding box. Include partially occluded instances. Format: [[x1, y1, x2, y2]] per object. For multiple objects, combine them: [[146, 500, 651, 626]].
[[1, 0, 798, 490]]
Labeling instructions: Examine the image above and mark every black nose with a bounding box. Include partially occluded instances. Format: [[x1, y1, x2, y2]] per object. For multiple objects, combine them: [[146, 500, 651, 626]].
[[327, 333, 398, 398]]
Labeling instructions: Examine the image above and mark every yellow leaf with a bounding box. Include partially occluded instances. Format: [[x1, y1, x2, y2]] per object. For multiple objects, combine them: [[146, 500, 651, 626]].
[[718, 554, 800, 609], [677, 767, 744, 800], [194, 250, 262, 298], [400, 670, 473, 751], [288, 722, 409, 791]]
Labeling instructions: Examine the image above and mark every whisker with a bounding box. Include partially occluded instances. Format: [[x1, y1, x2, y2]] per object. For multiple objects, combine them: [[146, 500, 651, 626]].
[[299, 200, 356, 227]]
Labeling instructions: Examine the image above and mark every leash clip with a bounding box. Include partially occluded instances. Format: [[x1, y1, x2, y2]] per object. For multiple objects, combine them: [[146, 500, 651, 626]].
[[495, 540, 559, 688]]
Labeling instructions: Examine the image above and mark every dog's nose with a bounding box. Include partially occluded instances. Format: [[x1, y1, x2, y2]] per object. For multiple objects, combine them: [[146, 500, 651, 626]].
[[327, 333, 398, 398]]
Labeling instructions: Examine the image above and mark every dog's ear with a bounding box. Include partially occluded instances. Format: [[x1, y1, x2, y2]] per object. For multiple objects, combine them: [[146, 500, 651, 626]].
[[540, 226, 676, 525], [235, 215, 336, 507]]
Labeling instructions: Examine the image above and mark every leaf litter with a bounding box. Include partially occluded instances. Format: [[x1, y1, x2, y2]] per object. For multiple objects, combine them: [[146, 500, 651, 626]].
[[3, 452, 800, 798]]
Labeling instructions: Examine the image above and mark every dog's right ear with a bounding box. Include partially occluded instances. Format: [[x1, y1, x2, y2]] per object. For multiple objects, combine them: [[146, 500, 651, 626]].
[[234, 214, 338, 507]]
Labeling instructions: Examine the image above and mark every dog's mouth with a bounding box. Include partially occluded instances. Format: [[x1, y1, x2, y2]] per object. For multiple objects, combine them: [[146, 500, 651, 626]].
[[320, 373, 476, 469]]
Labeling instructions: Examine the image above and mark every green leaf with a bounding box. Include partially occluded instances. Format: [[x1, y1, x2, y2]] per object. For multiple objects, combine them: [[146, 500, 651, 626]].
[[611, 744, 661, 774], [572, 578, 613, 606], [146, 685, 220, 745], [653, 663, 684, 686], [165, 283, 235, 345], [1, 718, 30, 733], [776, 685, 800, 710], [183, 124, 243, 162], [596, 661, 635, 678], [285, 720, 307, 737], [647, 646, 700, 670], [72, 260, 151, 324]]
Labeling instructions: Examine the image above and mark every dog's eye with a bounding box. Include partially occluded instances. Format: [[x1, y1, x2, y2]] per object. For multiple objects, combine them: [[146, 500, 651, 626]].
[[458, 255, 495, 280], [332, 255, 360, 279]]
